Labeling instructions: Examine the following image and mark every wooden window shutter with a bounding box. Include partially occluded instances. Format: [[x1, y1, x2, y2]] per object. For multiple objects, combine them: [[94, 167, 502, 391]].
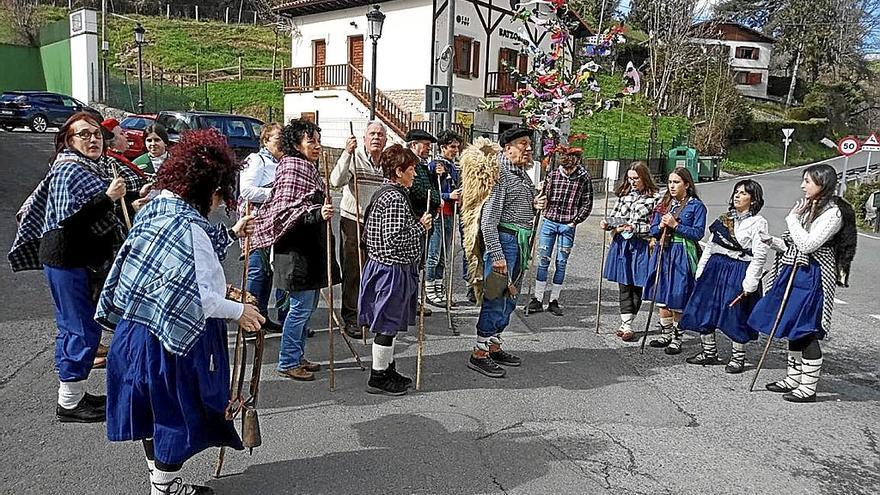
[[471, 40, 480, 77], [751, 47, 760, 59], [454, 36, 465, 75], [747, 72, 762, 85], [518, 54, 528, 74]]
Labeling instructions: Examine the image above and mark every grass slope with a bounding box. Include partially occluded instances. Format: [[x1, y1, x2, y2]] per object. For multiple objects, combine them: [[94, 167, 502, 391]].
[[724, 140, 836, 173]]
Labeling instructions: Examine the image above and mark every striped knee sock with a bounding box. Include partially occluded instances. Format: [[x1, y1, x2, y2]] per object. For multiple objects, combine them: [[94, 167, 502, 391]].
[[730, 342, 746, 366], [789, 357, 822, 399], [700, 332, 717, 358]]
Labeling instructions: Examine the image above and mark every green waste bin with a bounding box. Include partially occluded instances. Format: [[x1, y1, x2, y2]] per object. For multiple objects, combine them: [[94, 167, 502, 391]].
[[697, 156, 721, 182], [666, 146, 699, 182]]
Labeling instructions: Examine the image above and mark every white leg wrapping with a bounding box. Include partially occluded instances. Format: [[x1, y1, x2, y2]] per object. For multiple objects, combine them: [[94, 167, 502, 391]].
[[789, 357, 822, 399], [58, 380, 84, 409]]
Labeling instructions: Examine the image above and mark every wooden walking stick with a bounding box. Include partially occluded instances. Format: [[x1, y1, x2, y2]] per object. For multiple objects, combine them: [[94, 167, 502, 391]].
[[435, 175, 454, 331], [214, 202, 252, 478], [416, 192, 431, 390], [350, 121, 367, 345], [748, 264, 799, 392], [445, 199, 459, 335], [639, 227, 668, 354], [595, 177, 611, 334], [109, 162, 133, 230], [320, 289, 366, 370], [522, 176, 550, 315], [324, 165, 337, 391]]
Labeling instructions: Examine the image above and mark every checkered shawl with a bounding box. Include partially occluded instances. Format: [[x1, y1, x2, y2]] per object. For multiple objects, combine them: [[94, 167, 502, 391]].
[[608, 190, 660, 236], [96, 196, 232, 356], [543, 165, 594, 225], [8, 150, 124, 272], [251, 156, 324, 249]]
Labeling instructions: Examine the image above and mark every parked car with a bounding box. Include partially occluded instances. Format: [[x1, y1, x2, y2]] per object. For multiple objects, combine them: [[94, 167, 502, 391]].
[[0, 91, 102, 133], [119, 113, 157, 159], [155, 111, 263, 160]]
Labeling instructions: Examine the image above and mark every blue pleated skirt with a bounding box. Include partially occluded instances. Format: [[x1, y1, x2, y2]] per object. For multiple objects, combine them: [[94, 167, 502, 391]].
[[603, 235, 651, 287], [644, 242, 697, 311], [747, 261, 825, 341], [680, 255, 760, 343], [358, 259, 419, 336], [106, 318, 243, 465]]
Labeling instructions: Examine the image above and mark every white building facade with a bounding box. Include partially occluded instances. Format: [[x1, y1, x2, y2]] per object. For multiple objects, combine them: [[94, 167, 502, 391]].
[[277, 0, 590, 146], [690, 21, 776, 100]]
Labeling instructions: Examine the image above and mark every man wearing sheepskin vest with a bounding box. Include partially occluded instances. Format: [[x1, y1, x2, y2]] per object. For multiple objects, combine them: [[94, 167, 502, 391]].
[[461, 127, 546, 378]]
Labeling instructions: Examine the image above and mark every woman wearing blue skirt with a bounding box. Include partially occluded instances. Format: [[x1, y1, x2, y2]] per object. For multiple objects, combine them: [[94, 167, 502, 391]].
[[747, 164, 856, 403], [645, 167, 707, 355], [681, 179, 769, 373], [97, 129, 264, 495], [600, 162, 660, 342], [359, 144, 433, 396]]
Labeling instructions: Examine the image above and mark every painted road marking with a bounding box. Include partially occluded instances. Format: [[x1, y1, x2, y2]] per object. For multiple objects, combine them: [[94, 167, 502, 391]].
[[858, 232, 880, 241], [834, 298, 848, 305], [870, 315, 880, 321]]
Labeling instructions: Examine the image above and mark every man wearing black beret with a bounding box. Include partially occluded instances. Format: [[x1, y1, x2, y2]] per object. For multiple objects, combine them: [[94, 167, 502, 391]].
[[406, 128, 441, 317], [469, 126, 546, 378]]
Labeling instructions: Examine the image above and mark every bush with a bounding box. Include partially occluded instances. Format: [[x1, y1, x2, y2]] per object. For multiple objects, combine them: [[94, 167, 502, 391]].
[[843, 179, 880, 230], [731, 118, 830, 143], [785, 106, 824, 121]]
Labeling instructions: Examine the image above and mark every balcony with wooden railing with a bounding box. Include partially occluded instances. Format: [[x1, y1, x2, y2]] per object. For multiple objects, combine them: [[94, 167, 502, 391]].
[[485, 71, 524, 98], [283, 64, 473, 140]]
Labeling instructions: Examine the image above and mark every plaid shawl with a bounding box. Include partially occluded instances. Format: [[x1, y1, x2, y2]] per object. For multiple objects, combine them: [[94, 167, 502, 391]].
[[251, 155, 324, 249], [8, 150, 124, 272], [96, 195, 232, 356]]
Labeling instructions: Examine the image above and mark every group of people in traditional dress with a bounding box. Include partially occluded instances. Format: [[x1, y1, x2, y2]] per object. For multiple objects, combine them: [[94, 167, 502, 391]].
[[8, 110, 857, 493], [601, 163, 856, 403]]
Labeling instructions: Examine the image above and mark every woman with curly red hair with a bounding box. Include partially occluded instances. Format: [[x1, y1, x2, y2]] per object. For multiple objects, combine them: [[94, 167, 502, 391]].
[[359, 144, 433, 395], [96, 129, 264, 495]]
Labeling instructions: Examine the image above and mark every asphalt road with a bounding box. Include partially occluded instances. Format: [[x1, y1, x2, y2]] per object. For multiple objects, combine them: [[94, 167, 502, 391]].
[[1, 130, 878, 495]]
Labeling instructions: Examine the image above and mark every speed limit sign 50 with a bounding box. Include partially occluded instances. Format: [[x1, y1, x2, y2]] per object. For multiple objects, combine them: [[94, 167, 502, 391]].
[[838, 136, 860, 156]]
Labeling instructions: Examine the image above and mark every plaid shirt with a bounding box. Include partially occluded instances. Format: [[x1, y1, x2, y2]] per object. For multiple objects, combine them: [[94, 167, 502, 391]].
[[481, 154, 536, 263], [543, 165, 594, 225], [251, 156, 325, 250], [96, 195, 231, 356], [409, 158, 441, 217], [608, 190, 661, 236], [8, 151, 124, 272], [364, 182, 427, 265], [105, 150, 149, 192]]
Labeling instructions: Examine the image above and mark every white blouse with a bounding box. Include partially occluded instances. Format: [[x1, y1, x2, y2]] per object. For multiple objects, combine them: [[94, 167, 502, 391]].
[[696, 214, 770, 294]]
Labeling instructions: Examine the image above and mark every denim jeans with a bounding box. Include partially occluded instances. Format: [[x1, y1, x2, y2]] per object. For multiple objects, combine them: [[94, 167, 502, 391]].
[[277, 289, 319, 371], [426, 214, 454, 282], [535, 219, 576, 285], [476, 231, 522, 337], [247, 248, 272, 315]]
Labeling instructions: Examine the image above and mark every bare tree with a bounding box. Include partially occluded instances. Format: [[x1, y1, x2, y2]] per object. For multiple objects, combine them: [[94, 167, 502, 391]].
[[4, 0, 41, 46], [253, 0, 300, 80]]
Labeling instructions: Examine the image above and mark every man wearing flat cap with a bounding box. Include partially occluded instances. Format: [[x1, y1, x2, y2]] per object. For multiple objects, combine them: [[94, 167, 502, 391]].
[[468, 127, 546, 378], [406, 128, 440, 317]]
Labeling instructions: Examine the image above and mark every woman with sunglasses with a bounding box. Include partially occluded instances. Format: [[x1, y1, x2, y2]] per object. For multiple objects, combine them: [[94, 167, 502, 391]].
[[9, 112, 127, 423], [600, 162, 660, 342]]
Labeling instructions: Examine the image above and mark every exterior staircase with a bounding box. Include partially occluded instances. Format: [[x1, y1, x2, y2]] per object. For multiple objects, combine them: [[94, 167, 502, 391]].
[[282, 64, 466, 140]]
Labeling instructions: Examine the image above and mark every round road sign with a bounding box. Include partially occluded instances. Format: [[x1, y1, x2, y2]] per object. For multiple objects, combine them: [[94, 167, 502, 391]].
[[838, 136, 860, 156]]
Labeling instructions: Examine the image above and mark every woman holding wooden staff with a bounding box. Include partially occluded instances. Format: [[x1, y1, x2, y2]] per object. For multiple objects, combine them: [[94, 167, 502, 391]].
[[359, 144, 433, 396], [96, 129, 263, 494], [644, 167, 706, 355], [747, 164, 856, 402], [679, 179, 769, 373], [599, 163, 660, 342], [9, 113, 127, 423], [250, 119, 341, 382]]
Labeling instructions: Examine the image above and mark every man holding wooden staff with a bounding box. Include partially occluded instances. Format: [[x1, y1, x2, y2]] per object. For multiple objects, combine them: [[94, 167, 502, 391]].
[[406, 128, 440, 317], [462, 128, 546, 378], [426, 129, 463, 307], [331, 121, 387, 339]]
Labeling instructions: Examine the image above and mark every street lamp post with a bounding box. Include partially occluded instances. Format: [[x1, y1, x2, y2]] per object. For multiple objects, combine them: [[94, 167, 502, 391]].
[[366, 5, 385, 121], [134, 22, 146, 114]]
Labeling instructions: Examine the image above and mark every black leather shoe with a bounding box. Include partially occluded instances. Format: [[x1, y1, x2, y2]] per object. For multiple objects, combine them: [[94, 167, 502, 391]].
[[388, 361, 413, 389], [367, 368, 408, 396], [57, 398, 105, 423], [81, 392, 106, 408], [344, 323, 363, 339], [261, 318, 283, 333], [783, 392, 816, 403], [526, 297, 543, 314], [547, 300, 564, 316], [765, 381, 797, 393], [685, 352, 722, 365]]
